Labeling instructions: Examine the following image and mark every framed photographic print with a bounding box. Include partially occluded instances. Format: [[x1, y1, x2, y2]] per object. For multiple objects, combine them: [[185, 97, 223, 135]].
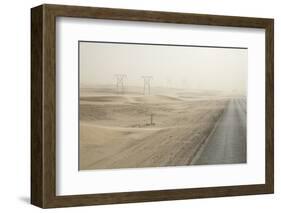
[[31, 4, 274, 208]]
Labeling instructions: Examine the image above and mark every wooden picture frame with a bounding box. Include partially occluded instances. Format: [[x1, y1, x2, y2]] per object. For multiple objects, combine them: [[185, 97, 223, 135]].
[[31, 4, 274, 208]]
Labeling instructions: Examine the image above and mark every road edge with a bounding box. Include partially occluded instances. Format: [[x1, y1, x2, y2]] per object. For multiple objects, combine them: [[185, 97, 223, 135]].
[[189, 100, 229, 165]]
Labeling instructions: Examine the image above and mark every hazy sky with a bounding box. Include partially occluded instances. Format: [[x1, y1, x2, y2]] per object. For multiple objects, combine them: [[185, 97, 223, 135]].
[[80, 42, 247, 93]]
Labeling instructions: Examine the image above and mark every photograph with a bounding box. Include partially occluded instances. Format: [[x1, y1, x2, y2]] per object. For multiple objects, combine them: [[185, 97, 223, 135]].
[[78, 41, 247, 170], [30, 4, 274, 208]]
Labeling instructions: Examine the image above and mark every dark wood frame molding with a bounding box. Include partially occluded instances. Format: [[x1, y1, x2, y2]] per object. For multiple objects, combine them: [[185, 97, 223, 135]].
[[31, 4, 274, 208]]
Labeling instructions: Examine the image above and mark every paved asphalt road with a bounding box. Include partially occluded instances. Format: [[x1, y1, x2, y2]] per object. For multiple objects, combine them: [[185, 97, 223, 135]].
[[193, 98, 247, 165]]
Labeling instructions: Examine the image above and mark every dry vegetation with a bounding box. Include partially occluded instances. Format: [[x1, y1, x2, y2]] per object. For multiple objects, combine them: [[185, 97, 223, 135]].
[[79, 87, 229, 170]]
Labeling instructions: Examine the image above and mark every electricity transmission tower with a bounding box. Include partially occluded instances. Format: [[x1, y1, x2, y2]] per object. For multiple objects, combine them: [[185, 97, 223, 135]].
[[114, 74, 126, 93], [142, 76, 153, 95], [181, 79, 187, 89]]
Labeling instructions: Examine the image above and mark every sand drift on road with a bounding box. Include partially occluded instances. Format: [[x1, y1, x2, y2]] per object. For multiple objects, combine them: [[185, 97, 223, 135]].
[[79, 87, 245, 170]]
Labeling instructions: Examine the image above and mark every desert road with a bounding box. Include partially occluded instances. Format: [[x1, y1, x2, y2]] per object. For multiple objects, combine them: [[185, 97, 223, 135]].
[[192, 98, 247, 165]]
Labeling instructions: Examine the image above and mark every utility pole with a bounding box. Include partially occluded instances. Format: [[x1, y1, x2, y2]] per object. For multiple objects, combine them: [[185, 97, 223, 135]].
[[142, 76, 153, 95], [114, 74, 126, 93], [150, 113, 154, 125]]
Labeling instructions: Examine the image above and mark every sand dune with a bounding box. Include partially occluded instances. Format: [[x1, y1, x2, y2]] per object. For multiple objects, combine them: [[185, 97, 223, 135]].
[[79, 87, 229, 170]]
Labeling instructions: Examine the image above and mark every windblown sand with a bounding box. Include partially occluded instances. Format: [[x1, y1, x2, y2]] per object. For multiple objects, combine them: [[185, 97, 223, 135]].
[[79, 87, 228, 170]]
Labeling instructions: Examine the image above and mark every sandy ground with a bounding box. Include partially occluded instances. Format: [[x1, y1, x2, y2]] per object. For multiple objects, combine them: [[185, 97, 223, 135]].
[[79, 87, 229, 170]]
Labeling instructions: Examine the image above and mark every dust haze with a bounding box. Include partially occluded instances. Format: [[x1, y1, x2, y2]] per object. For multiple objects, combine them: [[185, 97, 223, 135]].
[[80, 42, 247, 94], [79, 42, 247, 170]]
